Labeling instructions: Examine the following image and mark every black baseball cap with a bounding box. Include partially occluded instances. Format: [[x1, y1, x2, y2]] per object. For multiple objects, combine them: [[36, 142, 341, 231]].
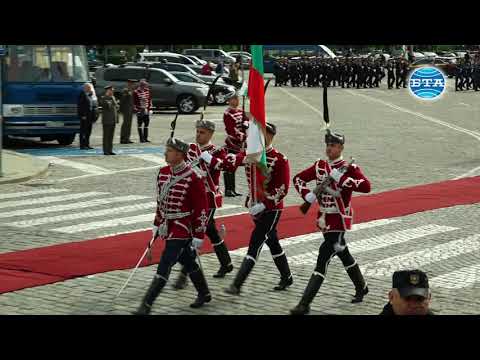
[[392, 270, 429, 299]]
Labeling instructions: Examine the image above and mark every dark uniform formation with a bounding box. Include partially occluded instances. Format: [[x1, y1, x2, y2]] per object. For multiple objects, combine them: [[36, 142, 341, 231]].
[[273, 56, 411, 90], [454, 58, 480, 91]]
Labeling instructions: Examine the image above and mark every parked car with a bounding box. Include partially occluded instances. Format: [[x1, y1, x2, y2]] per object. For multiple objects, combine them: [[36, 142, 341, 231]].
[[94, 66, 208, 114], [169, 71, 236, 105], [409, 58, 456, 78], [185, 55, 207, 66], [183, 49, 236, 65], [131, 62, 227, 83], [228, 51, 251, 58], [423, 52, 438, 59], [136, 51, 203, 73]]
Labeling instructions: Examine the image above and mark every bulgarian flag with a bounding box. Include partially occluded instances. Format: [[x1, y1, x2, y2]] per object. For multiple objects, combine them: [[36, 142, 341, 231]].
[[245, 45, 267, 203]]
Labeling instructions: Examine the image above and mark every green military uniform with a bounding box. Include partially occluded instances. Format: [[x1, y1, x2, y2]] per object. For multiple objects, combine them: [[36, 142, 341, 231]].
[[99, 92, 119, 155], [120, 83, 135, 144]]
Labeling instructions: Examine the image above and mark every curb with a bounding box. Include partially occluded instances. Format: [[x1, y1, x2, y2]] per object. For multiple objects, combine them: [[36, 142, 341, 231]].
[[0, 150, 50, 185]]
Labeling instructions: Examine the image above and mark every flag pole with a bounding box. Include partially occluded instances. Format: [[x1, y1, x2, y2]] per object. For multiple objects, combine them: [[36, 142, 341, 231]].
[[242, 45, 257, 206]]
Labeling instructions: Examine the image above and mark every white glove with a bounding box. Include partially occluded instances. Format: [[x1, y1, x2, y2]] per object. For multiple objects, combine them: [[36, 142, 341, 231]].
[[152, 225, 160, 239], [329, 168, 343, 183], [305, 192, 317, 204], [249, 202, 266, 216], [191, 237, 204, 250], [200, 151, 213, 164], [149, 110, 153, 116], [242, 121, 249, 129]]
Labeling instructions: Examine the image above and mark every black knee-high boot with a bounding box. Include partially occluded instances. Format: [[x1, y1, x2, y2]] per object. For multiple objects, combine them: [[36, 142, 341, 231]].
[[272, 253, 293, 291], [143, 127, 150, 142], [189, 269, 212, 308], [212, 241, 234, 278], [134, 276, 166, 315], [224, 257, 255, 295], [138, 127, 144, 143], [173, 268, 189, 290], [224, 172, 235, 197], [290, 273, 324, 315], [346, 264, 369, 303]]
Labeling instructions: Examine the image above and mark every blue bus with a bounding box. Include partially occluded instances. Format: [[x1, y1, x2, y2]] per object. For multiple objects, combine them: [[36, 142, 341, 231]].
[[263, 45, 336, 73], [2, 45, 89, 145]]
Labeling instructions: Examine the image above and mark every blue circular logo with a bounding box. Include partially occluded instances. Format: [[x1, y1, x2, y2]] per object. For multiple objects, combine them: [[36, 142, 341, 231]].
[[408, 66, 446, 100]]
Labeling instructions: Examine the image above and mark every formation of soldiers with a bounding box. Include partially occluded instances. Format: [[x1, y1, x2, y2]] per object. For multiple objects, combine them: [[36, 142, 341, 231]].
[[134, 91, 373, 316], [273, 56, 411, 90], [454, 57, 480, 91]]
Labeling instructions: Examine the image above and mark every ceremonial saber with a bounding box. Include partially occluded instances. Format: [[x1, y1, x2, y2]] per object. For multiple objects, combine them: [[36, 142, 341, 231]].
[[114, 235, 157, 301]]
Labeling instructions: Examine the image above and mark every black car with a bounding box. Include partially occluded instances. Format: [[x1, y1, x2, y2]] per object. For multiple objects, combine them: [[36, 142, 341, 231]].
[[169, 71, 236, 105]]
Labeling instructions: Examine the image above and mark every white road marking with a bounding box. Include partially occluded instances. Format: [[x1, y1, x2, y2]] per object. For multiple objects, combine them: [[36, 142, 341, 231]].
[[287, 224, 458, 266], [361, 234, 480, 278], [52, 213, 154, 233], [279, 86, 480, 180], [0, 192, 108, 210], [0, 195, 149, 219], [430, 263, 480, 290], [40, 156, 110, 175], [0, 188, 69, 200], [128, 154, 166, 165], [230, 218, 403, 257], [344, 90, 480, 179], [55, 165, 161, 183], [6, 203, 156, 227]]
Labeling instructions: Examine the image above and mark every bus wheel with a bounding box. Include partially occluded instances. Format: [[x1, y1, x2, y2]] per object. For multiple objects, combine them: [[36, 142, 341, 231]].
[[57, 135, 76, 146]]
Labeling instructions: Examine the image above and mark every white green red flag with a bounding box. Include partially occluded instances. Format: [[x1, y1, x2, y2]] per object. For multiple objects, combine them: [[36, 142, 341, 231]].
[[245, 45, 268, 203]]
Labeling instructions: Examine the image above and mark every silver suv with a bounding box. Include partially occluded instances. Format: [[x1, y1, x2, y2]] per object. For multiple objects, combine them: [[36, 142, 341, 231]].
[[94, 66, 209, 114]]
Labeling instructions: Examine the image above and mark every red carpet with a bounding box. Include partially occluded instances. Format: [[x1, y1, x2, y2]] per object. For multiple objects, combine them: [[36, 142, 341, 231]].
[[1, 176, 479, 294]]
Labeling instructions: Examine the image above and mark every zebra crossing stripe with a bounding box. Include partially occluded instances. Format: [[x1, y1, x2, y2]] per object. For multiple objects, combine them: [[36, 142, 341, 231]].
[[128, 154, 167, 165], [40, 156, 110, 175], [52, 213, 154, 234], [361, 234, 480, 278], [430, 264, 480, 290], [230, 218, 402, 257], [0, 192, 109, 210], [0, 188, 69, 200], [0, 195, 149, 219], [287, 225, 458, 266], [6, 203, 156, 227]]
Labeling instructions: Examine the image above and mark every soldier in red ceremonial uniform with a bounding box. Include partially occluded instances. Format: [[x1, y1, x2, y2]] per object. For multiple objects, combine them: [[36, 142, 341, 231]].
[[173, 119, 234, 289], [224, 123, 294, 295], [135, 137, 211, 315], [290, 130, 371, 315], [223, 93, 248, 197], [133, 79, 153, 143]]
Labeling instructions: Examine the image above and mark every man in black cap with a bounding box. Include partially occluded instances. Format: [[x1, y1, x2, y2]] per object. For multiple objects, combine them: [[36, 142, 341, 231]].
[[99, 85, 119, 155], [290, 129, 371, 315], [380, 270, 434, 315], [224, 122, 294, 295], [120, 79, 137, 144], [135, 137, 211, 315]]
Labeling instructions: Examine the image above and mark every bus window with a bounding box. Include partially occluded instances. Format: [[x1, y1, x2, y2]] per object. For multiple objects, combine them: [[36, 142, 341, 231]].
[[73, 45, 89, 82], [5, 45, 51, 82], [50, 46, 75, 82]]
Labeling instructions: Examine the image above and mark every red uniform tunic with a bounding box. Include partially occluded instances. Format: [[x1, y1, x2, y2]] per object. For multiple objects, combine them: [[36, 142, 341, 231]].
[[223, 107, 247, 153], [225, 146, 290, 211], [293, 157, 371, 232], [153, 162, 208, 241], [186, 143, 228, 209], [133, 87, 152, 113]]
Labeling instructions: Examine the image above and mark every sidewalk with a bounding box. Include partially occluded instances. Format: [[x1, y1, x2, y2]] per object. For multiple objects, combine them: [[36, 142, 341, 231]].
[[0, 150, 50, 185]]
